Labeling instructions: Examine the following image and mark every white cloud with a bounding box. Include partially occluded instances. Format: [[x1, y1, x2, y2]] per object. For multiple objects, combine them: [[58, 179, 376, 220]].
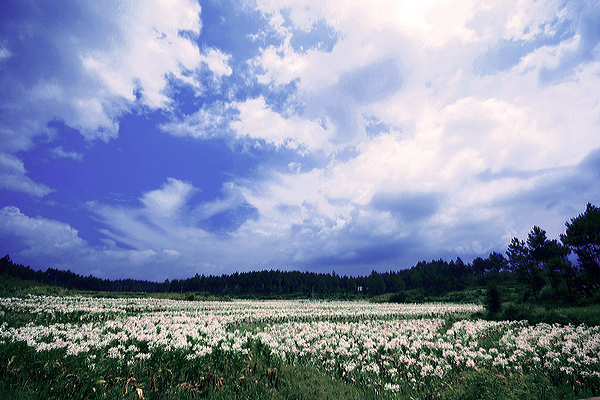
[[159, 101, 236, 139], [0, 205, 194, 279], [504, 0, 566, 41], [0, 153, 54, 197], [89, 179, 207, 254], [84, 179, 274, 274], [50, 146, 84, 161], [140, 178, 198, 220], [221, 0, 600, 269], [0, 46, 11, 61], [0, 0, 216, 197], [0, 206, 85, 256], [199, 48, 233, 77], [0, 0, 218, 150], [231, 96, 330, 151], [82, 0, 600, 269], [81, 0, 205, 110]]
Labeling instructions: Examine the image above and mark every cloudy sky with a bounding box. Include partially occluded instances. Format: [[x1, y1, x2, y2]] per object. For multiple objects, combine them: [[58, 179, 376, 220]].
[[1, 0, 599, 281]]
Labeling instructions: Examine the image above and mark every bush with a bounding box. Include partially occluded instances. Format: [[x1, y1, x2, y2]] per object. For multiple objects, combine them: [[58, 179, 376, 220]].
[[485, 282, 501, 315], [388, 292, 407, 303]]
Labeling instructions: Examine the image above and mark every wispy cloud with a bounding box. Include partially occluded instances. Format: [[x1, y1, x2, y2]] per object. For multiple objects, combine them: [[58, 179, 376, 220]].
[[50, 146, 83, 161], [0, 153, 53, 197]]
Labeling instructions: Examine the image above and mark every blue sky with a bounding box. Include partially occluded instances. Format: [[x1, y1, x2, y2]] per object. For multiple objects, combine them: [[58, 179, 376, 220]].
[[1, 0, 600, 281]]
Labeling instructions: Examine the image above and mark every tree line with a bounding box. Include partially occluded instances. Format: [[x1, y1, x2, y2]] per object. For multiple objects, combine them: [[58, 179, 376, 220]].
[[1, 203, 599, 303], [504, 203, 600, 304], [0, 254, 493, 297]]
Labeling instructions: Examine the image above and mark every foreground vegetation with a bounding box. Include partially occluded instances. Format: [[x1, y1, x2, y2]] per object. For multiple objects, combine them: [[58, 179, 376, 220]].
[[1, 295, 599, 400]]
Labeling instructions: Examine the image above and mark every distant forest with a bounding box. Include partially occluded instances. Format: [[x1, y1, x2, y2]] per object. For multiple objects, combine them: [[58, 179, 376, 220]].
[[2, 203, 599, 304], [0, 252, 511, 297]]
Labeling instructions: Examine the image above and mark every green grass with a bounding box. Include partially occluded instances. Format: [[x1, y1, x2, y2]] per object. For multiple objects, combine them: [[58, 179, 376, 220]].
[[373, 285, 519, 305], [0, 339, 390, 400], [488, 302, 600, 326], [0, 276, 72, 298], [436, 368, 594, 400]]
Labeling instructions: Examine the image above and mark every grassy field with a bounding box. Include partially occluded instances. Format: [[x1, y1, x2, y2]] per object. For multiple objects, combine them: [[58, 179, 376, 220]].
[[0, 283, 599, 399]]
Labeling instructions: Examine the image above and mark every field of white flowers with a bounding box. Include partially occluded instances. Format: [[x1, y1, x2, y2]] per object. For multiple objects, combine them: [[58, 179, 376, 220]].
[[1, 295, 599, 398]]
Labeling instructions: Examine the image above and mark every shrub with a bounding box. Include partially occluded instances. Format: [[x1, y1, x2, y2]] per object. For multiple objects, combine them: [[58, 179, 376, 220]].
[[485, 282, 501, 315]]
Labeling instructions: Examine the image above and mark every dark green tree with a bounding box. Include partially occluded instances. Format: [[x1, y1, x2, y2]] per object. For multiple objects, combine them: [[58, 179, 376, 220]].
[[487, 251, 507, 274], [486, 281, 501, 314], [507, 226, 573, 301], [543, 239, 572, 297], [472, 257, 486, 276], [560, 203, 600, 285], [527, 226, 550, 270], [506, 234, 543, 301], [367, 270, 385, 295], [0, 254, 11, 275]]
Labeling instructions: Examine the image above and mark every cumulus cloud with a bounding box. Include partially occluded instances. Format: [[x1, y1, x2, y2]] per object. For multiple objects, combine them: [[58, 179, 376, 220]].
[[160, 101, 237, 139], [0, 206, 85, 258], [231, 96, 331, 151], [0, 0, 232, 146], [198, 48, 233, 77], [537, 1, 600, 84], [0, 0, 227, 196], [80, 0, 205, 110]]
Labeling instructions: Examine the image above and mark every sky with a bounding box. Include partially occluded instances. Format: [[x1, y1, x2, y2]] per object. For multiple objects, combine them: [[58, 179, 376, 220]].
[[1, 0, 600, 281]]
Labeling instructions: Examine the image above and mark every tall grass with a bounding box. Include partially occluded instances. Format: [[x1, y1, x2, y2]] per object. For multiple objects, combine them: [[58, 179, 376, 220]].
[[5, 339, 590, 400], [0, 338, 392, 400]]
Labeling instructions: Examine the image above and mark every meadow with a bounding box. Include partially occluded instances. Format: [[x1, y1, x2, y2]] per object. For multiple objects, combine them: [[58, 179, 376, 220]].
[[1, 295, 599, 399]]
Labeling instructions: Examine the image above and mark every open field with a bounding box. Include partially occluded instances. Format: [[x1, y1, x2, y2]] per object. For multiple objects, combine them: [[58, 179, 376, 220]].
[[1, 295, 599, 399]]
